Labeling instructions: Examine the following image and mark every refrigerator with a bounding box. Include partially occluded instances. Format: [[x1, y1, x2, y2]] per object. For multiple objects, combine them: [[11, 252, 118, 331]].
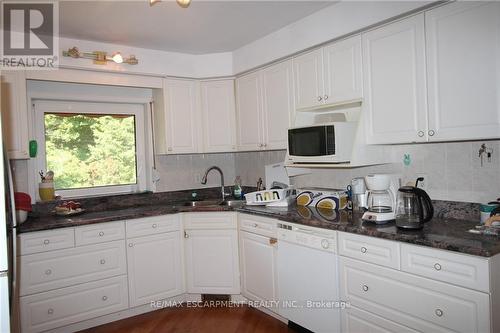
[[0, 118, 18, 332]]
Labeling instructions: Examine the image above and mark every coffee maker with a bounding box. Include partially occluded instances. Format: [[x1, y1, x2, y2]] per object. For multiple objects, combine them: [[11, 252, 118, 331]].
[[362, 174, 400, 224]]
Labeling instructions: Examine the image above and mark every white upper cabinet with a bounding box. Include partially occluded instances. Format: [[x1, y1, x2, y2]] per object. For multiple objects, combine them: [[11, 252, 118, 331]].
[[293, 49, 324, 110], [293, 35, 363, 111], [363, 14, 427, 144], [200, 79, 237, 153], [235, 60, 293, 151], [1, 70, 29, 159], [236, 71, 263, 151], [323, 35, 363, 104], [163, 78, 200, 154], [261, 60, 294, 150], [425, 2, 500, 141]]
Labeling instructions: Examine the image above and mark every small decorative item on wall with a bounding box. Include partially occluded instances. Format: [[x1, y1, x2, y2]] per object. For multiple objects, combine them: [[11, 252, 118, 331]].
[[478, 143, 494, 167], [403, 153, 411, 166]]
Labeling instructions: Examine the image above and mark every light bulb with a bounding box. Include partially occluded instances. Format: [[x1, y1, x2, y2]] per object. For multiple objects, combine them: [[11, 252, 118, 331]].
[[149, 0, 161, 6], [176, 0, 191, 8], [111, 52, 123, 64]]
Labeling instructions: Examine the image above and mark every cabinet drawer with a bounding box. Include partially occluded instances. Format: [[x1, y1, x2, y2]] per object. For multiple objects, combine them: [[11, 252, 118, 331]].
[[338, 232, 400, 269], [342, 306, 419, 333], [401, 244, 489, 292], [75, 221, 125, 246], [19, 228, 75, 255], [239, 214, 277, 237], [340, 257, 490, 333], [126, 215, 180, 238], [20, 275, 128, 333], [20, 240, 126, 296], [184, 212, 237, 229]]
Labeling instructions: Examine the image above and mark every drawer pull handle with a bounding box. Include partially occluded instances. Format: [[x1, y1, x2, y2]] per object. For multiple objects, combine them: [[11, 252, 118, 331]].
[[184, 231, 189, 239], [360, 247, 367, 254], [434, 263, 442, 271], [100, 259, 106, 265], [45, 269, 52, 275], [102, 296, 108, 301], [269, 238, 278, 245], [47, 308, 54, 315], [128, 243, 134, 247], [362, 285, 369, 292], [152, 224, 158, 229], [435, 309, 443, 317], [43, 239, 50, 245], [98, 231, 104, 237]]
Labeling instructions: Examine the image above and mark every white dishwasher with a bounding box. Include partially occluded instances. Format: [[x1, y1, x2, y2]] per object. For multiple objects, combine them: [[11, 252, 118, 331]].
[[277, 223, 340, 333]]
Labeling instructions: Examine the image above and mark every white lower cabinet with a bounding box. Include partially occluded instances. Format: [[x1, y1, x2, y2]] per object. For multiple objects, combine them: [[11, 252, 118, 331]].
[[340, 256, 490, 333], [342, 306, 419, 333], [240, 230, 278, 310], [20, 240, 126, 296], [184, 212, 240, 294], [126, 231, 184, 307], [20, 276, 128, 333], [184, 228, 240, 294]]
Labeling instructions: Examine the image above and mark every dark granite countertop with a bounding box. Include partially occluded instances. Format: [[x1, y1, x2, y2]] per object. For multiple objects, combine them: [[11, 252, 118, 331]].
[[238, 205, 500, 258], [19, 200, 500, 258], [18, 203, 233, 233]]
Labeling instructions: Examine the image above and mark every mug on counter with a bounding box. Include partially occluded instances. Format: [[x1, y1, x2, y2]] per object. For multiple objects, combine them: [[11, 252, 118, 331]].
[[39, 182, 55, 201]]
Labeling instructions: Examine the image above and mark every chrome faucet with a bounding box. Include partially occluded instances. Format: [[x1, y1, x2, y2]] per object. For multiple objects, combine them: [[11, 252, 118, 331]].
[[201, 166, 230, 201]]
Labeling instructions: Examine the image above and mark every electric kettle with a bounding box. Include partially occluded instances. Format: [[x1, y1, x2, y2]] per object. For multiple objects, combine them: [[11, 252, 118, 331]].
[[395, 186, 434, 229]]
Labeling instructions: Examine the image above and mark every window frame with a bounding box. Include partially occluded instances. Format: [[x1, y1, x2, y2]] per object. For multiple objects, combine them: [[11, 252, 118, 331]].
[[33, 99, 148, 199]]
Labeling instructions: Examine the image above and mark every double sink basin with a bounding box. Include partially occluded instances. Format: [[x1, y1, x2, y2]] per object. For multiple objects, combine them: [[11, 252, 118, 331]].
[[182, 199, 246, 208]]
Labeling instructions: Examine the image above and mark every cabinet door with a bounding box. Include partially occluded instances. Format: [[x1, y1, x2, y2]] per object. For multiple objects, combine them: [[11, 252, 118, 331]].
[[127, 231, 184, 307], [164, 79, 200, 154], [323, 35, 363, 105], [240, 231, 277, 310], [342, 306, 419, 333], [363, 15, 427, 144], [235, 72, 263, 151], [200, 80, 237, 153], [184, 229, 240, 294], [293, 49, 324, 110], [261, 60, 294, 150], [426, 2, 500, 141], [0, 71, 29, 159]]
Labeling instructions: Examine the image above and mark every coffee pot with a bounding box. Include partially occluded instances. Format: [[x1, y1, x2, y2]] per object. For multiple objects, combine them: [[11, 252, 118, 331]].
[[395, 185, 434, 229]]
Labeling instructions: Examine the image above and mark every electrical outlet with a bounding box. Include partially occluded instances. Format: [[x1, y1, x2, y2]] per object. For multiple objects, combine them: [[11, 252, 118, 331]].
[[416, 173, 427, 190]]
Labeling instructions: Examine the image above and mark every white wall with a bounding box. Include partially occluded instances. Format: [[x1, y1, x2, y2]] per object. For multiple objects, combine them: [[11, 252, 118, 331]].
[[232, 1, 432, 73], [59, 37, 234, 78]]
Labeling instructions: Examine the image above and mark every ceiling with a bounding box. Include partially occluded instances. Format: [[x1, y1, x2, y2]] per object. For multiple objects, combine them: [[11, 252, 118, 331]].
[[59, 1, 334, 54]]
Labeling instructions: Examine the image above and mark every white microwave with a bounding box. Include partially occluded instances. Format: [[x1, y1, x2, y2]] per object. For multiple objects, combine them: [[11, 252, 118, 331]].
[[287, 122, 357, 164]]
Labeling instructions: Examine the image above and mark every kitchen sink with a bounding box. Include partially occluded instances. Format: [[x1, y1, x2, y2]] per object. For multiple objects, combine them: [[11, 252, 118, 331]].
[[183, 199, 245, 208]]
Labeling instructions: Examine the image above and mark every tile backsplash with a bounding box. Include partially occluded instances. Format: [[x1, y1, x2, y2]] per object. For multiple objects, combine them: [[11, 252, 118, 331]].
[[292, 140, 500, 204], [11, 140, 499, 204]]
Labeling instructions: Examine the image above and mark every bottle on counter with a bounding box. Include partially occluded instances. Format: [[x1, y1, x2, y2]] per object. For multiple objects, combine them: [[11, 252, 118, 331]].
[[233, 176, 242, 199]]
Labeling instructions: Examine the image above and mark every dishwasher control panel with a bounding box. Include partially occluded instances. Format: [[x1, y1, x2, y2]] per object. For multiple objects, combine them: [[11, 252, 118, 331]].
[[277, 223, 337, 253]]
